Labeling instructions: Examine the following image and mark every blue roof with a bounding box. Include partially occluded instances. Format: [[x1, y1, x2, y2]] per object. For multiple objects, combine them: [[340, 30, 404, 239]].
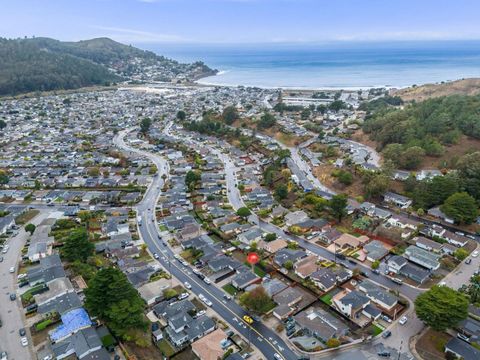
[[49, 308, 92, 342]]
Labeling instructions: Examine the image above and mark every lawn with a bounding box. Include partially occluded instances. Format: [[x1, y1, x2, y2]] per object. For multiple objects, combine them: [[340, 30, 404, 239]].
[[370, 324, 383, 337], [222, 284, 238, 296], [320, 293, 332, 305], [253, 265, 266, 278], [157, 340, 176, 357], [15, 209, 40, 225]]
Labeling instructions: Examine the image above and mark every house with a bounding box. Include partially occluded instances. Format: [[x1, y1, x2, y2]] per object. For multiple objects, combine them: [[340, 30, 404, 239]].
[[400, 262, 431, 284], [237, 226, 264, 245], [387, 214, 420, 231], [272, 286, 304, 307], [137, 278, 172, 305], [444, 338, 480, 360], [414, 236, 443, 253], [358, 280, 398, 311], [442, 230, 469, 247], [51, 327, 108, 360], [273, 248, 307, 268], [258, 238, 288, 253], [191, 329, 229, 360], [383, 192, 412, 209], [363, 240, 388, 262], [416, 169, 443, 181], [0, 214, 15, 235], [310, 267, 342, 292], [34, 277, 74, 306], [334, 234, 369, 250], [404, 245, 440, 271], [284, 210, 309, 227], [262, 278, 288, 297], [49, 308, 93, 343], [294, 255, 318, 279], [318, 226, 342, 244], [427, 207, 454, 224], [294, 307, 349, 342], [38, 292, 83, 316], [28, 254, 66, 285], [458, 317, 480, 344], [332, 290, 371, 323], [165, 315, 216, 347], [231, 270, 259, 290]]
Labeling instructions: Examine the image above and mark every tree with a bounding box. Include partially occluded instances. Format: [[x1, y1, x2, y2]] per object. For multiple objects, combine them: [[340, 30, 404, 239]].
[[176, 110, 186, 121], [87, 167, 100, 177], [239, 286, 275, 314], [222, 106, 239, 125], [441, 192, 478, 224], [300, 108, 311, 120], [362, 172, 390, 199], [274, 184, 288, 200], [414, 285, 468, 331], [85, 268, 146, 339], [237, 207, 251, 218], [371, 260, 380, 269], [257, 112, 276, 129], [337, 171, 353, 186], [401, 146, 425, 170], [25, 223, 36, 235], [61, 227, 94, 262], [456, 152, 480, 201], [0, 170, 8, 184], [284, 260, 294, 270], [326, 338, 341, 348], [265, 233, 277, 242], [329, 194, 348, 222], [185, 170, 201, 191], [454, 248, 469, 261], [140, 117, 152, 134], [0, 119, 6, 130]]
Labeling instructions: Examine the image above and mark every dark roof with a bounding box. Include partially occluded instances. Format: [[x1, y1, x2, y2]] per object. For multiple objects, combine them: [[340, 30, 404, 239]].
[[445, 338, 480, 360]]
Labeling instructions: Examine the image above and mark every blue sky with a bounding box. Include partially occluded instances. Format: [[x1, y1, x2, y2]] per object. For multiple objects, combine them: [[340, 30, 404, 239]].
[[1, 0, 479, 44]]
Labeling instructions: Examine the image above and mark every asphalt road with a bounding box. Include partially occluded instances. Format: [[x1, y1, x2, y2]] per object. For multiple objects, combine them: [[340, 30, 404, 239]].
[[0, 211, 49, 360], [115, 129, 299, 360]]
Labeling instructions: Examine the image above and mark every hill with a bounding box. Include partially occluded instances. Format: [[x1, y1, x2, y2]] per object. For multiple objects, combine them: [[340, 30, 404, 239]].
[[391, 78, 480, 102], [362, 94, 480, 170], [0, 37, 216, 96]]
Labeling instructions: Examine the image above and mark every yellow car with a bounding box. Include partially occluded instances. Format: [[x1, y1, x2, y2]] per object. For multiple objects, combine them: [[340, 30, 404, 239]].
[[242, 315, 254, 324]]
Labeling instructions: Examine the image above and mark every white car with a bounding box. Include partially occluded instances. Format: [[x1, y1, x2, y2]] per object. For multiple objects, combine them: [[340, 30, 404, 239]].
[[274, 353, 282, 360], [184, 281, 192, 289], [203, 277, 211, 285], [153, 253, 159, 260], [17, 273, 27, 280], [399, 316, 408, 325], [178, 292, 189, 300], [9, 267, 15, 273], [21, 337, 28, 347], [472, 251, 479, 258]]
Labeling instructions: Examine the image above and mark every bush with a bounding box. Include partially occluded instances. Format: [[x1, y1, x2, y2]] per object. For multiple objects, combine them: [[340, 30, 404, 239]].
[[326, 338, 341, 348], [35, 319, 53, 331]]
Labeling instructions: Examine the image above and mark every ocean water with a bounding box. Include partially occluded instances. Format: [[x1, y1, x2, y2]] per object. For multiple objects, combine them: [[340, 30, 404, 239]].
[[142, 41, 480, 89]]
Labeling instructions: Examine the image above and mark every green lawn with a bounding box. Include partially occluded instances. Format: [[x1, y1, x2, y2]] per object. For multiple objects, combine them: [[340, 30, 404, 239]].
[[370, 324, 383, 336], [222, 284, 238, 296], [320, 293, 333, 305], [157, 339, 176, 357], [253, 265, 266, 278]]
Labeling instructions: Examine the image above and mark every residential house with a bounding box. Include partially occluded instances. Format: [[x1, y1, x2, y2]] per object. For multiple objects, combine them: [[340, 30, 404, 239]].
[[191, 329, 230, 360], [363, 240, 388, 262], [258, 238, 288, 253], [404, 245, 440, 271], [444, 338, 480, 360], [294, 307, 349, 342], [383, 192, 412, 209], [358, 280, 398, 311]]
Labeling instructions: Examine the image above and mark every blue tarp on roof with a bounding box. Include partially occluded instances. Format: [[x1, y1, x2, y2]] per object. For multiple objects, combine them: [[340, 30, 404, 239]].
[[49, 307, 92, 342]]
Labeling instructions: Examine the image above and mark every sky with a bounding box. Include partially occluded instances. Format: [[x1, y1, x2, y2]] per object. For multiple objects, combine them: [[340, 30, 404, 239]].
[[1, 0, 480, 45]]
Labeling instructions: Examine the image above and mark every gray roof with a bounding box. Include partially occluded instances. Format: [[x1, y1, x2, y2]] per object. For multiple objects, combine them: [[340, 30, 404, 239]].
[[340, 290, 369, 308], [359, 280, 397, 307], [363, 240, 388, 260], [445, 338, 480, 360], [294, 307, 349, 341], [274, 248, 307, 267], [38, 292, 82, 315], [51, 327, 102, 359]]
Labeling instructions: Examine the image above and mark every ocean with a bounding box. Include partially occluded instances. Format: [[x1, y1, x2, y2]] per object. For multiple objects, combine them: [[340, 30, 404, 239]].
[[141, 41, 480, 89]]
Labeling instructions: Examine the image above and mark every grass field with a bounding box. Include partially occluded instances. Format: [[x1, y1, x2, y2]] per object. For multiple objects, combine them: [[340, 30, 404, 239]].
[[15, 209, 39, 225], [320, 293, 333, 305], [222, 284, 238, 296]]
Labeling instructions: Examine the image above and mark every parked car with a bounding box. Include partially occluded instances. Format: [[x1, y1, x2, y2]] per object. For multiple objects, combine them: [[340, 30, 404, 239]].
[[184, 281, 192, 289], [382, 315, 392, 323], [0, 257, 3, 262], [153, 253, 159, 260], [19, 328, 26, 336], [9, 267, 15, 273], [20, 337, 28, 347], [472, 251, 479, 258], [382, 330, 392, 339], [223, 294, 232, 300], [466, 258, 472, 265], [377, 351, 390, 357], [457, 333, 471, 343], [203, 277, 211, 285], [9, 293, 16, 301], [178, 292, 189, 300], [399, 316, 408, 325], [0, 351, 7, 360]]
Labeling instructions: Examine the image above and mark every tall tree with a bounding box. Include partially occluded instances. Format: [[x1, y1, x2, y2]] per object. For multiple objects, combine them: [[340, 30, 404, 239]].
[[140, 117, 152, 134], [25, 223, 36, 235], [329, 194, 348, 222], [239, 286, 275, 314], [61, 227, 94, 262], [222, 106, 239, 125], [85, 268, 146, 339], [415, 285, 468, 331], [441, 192, 478, 224]]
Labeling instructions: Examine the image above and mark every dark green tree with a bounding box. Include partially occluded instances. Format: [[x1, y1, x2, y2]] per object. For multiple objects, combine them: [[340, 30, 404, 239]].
[[176, 110, 186, 121], [239, 286, 275, 314], [257, 112, 276, 129], [329, 194, 348, 222], [441, 192, 478, 224], [236, 207, 252, 218], [274, 184, 288, 200], [25, 223, 36, 235], [61, 227, 94, 262], [415, 285, 468, 331], [85, 268, 146, 339], [222, 106, 239, 125], [140, 117, 152, 134]]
